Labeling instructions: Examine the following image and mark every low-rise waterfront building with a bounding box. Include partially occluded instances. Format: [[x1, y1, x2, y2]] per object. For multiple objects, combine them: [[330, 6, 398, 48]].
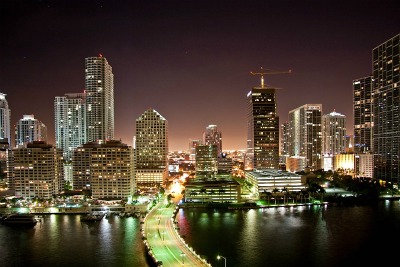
[[245, 169, 305, 199]]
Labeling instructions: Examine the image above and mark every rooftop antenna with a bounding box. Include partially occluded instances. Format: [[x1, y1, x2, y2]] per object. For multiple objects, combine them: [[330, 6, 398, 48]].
[[250, 67, 292, 88]]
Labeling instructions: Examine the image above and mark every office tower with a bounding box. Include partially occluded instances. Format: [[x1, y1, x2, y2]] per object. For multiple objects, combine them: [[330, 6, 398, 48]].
[[13, 141, 64, 198], [373, 33, 400, 186], [288, 104, 322, 170], [0, 93, 11, 143], [135, 108, 168, 189], [353, 76, 374, 153], [195, 144, 218, 177], [85, 55, 114, 143], [14, 114, 47, 148], [322, 111, 346, 155], [203, 125, 222, 157], [73, 140, 134, 198], [246, 75, 280, 170]]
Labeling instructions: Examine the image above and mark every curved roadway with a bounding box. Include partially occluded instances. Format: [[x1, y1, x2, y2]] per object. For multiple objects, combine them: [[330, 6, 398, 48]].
[[143, 199, 211, 266]]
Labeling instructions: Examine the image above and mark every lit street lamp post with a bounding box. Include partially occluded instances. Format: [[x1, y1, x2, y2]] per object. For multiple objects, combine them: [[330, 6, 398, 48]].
[[180, 252, 185, 265], [161, 231, 166, 241], [217, 255, 226, 267]]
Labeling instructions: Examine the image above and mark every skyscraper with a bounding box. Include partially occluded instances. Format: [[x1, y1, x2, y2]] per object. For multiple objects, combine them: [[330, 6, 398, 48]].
[[372, 33, 400, 186], [0, 93, 11, 143], [353, 76, 374, 153], [85, 55, 114, 143], [54, 92, 87, 162], [246, 74, 280, 170], [203, 124, 222, 157], [322, 111, 346, 156], [288, 104, 322, 170], [14, 114, 47, 148], [134, 108, 168, 190], [55, 92, 87, 188]]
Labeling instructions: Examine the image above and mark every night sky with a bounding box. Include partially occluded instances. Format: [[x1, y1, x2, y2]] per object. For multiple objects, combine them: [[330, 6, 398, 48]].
[[1, 0, 399, 151]]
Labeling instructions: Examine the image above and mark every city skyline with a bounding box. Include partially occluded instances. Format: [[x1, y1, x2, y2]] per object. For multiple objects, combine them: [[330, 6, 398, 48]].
[[1, 1, 399, 151]]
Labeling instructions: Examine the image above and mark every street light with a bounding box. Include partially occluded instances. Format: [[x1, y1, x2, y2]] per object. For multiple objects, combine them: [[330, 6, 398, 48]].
[[180, 252, 185, 265], [161, 231, 166, 241], [217, 255, 226, 267]]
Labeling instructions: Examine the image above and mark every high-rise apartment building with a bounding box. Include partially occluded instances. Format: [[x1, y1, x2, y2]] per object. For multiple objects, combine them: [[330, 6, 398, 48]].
[[372, 33, 400, 186], [246, 76, 280, 170], [288, 104, 322, 170], [73, 140, 134, 199], [322, 111, 346, 156], [134, 108, 168, 189], [85, 55, 114, 143], [14, 114, 47, 148], [280, 121, 290, 164], [353, 76, 374, 153], [54, 92, 87, 162], [55, 92, 87, 188], [203, 124, 222, 157], [12, 141, 64, 198], [0, 93, 11, 143]]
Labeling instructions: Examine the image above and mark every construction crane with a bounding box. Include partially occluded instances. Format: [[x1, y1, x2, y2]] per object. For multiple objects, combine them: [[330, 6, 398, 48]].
[[250, 67, 292, 88]]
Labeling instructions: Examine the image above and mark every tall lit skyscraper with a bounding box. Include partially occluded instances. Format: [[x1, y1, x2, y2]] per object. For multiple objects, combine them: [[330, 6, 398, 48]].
[[0, 93, 11, 143], [203, 124, 222, 157], [288, 104, 322, 170], [372, 33, 400, 186], [322, 111, 346, 156], [134, 108, 168, 189], [55, 92, 87, 188], [54, 92, 87, 162], [14, 114, 47, 148], [246, 73, 281, 170], [85, 55, 114, 143], [353, 76, 374, 153]]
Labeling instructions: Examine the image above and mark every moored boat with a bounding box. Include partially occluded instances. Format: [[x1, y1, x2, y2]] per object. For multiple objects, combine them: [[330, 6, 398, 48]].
[[80, 212, 105, 222], [1, 213, 38, 227]]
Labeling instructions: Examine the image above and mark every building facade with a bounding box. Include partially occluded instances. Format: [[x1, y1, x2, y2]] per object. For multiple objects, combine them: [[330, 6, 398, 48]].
[[85, 55, 114, 143], [14, 114, 47, 148], [134, 108, 168, 190], [0, 93, 11, 143], [73, 140, 134, 199], [288, 104, 322, 170], [195, 144, 218, 177], [322, 111, 346, 156], [54, 92, 87, 162], [372, 33, 400, 187], [12, 141, 64, 198], [353, 76, 374, 154], [246, 84, 280, 170], [203, 124, 222, 157]]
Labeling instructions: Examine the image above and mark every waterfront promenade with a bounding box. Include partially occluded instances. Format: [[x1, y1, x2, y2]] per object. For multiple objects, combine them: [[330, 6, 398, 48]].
[[142, 199, 211, 267]]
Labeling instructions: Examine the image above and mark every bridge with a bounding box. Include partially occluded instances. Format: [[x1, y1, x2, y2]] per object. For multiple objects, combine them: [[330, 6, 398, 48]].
[[142, 199, 212, 266]]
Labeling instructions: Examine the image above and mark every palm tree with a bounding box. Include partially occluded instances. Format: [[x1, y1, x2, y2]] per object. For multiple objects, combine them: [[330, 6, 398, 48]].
[[218, 187, 226, 202], [266, 191, 272, 205], [200, 187, 207, 206], [272, 188, 280, 205], [281, 187, 288, 205]]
